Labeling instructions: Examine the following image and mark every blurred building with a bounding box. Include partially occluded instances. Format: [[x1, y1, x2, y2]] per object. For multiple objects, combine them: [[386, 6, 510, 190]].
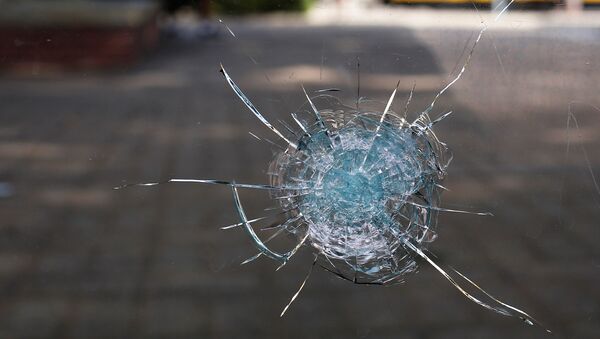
[[0, 0, 160, 72]]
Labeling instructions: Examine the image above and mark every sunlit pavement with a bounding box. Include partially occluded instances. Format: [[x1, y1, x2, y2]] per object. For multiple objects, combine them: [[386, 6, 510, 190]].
[[257, 0, 600, 29], [0, 3, 598, 339]]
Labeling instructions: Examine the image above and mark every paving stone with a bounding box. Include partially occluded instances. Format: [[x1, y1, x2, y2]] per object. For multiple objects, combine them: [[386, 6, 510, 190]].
[[0, 10, 598, 339]]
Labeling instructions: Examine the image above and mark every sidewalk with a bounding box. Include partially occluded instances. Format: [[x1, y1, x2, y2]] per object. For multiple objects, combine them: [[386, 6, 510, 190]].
[[0, 5, 598, 338], [236, 0, 600, 30]]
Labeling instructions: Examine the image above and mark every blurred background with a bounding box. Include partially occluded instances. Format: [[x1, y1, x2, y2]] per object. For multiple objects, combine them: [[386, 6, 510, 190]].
[[0, 0, 599, 338]]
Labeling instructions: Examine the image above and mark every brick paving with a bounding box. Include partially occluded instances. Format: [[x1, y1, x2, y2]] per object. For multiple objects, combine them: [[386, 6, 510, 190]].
[[0, 11, 599, 339]]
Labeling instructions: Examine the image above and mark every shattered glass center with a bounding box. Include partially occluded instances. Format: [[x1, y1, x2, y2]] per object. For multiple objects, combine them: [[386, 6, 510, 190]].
[[300, 126, 423, 232], [268, 98, 447, 283], [310, 157, 384, 222]]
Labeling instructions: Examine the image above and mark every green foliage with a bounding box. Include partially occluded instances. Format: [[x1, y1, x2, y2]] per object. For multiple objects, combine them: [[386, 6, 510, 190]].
[[214, 0, 313, 14]]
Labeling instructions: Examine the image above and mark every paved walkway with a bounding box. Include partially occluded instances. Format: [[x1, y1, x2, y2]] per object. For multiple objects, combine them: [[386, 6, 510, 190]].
[[0, 6, 599, 339]]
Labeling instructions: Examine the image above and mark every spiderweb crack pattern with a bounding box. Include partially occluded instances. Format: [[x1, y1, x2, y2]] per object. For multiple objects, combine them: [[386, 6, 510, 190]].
[[116, 15, 550, 331]]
